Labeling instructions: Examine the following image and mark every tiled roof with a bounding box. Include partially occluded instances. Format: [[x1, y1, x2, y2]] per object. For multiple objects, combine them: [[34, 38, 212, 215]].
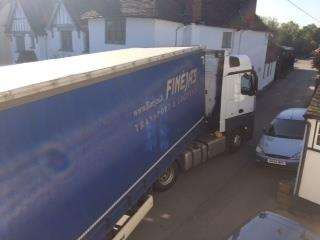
[[6, 0, 55, 35], [81, 0, 269, 32], [6, 0, 103, 35], [306, 85, 320, 120], [6, 0, 268, 36], [63, 0, 109, 28]]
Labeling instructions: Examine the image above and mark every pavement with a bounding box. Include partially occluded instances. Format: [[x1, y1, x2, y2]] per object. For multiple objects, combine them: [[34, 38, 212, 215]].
[[130, 60, 318, 240]]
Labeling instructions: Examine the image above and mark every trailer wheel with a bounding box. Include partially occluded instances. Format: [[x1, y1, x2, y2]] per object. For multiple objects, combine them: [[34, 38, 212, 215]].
[[154, 162, 178, 192], [227, 130, 243, 153]]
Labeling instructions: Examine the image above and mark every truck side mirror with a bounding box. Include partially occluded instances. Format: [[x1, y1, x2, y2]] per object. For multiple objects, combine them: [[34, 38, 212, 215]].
[[241, 73, 256, 96], [251, 70, 259, 93]]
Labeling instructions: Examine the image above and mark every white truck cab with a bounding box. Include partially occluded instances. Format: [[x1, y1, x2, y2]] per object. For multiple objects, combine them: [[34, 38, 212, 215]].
[[204, 50, 257, 149]]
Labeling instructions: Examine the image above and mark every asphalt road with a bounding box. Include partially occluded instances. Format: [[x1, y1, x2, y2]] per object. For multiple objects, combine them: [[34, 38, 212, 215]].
[[130, 60, 317, 240]]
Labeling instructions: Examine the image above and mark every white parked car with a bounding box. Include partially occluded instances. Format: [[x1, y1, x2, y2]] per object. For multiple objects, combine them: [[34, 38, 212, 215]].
[[256, 108, 307, 168]]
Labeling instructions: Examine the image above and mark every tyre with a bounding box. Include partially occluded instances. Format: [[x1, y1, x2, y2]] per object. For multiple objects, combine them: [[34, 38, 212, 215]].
[[227, 130, 243, 153], [154, 162, 179, 192]]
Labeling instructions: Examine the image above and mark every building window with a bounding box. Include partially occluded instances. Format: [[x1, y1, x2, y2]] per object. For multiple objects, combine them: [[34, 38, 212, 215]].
[[15, 35, 25, 52], [60, 30, 73, 52], [105, 19, 126, 45], [30, 36, 35, 49], [222, 32, 232, 49]]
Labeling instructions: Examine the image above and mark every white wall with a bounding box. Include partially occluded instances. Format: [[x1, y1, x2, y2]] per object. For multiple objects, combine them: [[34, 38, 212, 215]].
[[188, 24, 235, 50], [9, 27, 86, 63], [6, 1, 37, 63], [88, 18, 237, 52], [46, 28, 86, 59], [87, 17, 273, 89], [7, 2, 86, 64], [34, 36, 48, 60], [261, 61, 277, 89], [88, 18, 182, 53], [234, 30, 269, 89], [0, 31, 11, 65], [46, 3, 86, 59], [11, 1, 31, 32], [154, 19, 182, 47], [0, 2, 12, 65], [89, 18, 127, 53], [127, 18, 155, 47], [10, 33, 45, 63], [187, 25, 272, 89], [298, 119, 320, 205]]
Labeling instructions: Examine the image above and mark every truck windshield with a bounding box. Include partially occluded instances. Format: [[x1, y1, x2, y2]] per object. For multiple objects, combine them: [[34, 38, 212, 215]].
[[266, 119, 305, 140]]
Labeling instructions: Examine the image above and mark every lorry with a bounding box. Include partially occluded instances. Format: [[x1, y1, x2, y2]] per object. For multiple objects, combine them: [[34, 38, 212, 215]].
[[0, 47, 258, 240]]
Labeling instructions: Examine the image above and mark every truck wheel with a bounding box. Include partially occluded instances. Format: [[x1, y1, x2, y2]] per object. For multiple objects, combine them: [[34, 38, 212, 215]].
[[154, 162, 178, 192], [227, 131, 243, 153]]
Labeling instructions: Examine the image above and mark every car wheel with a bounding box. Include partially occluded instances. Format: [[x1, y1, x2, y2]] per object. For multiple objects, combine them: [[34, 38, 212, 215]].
[[154, 162, 178, 192]]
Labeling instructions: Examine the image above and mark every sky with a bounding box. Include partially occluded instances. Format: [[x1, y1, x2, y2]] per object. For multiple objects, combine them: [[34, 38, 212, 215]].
[[256, 0, 320, 27]]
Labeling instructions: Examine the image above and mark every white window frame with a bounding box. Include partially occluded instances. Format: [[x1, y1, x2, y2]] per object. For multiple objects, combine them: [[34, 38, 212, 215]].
[[30, 35, 35, 49], [314, 121, 320, 151], [105, 19, 126, 45], [15, 35, 25, 53], [60, 30, 73, 52]]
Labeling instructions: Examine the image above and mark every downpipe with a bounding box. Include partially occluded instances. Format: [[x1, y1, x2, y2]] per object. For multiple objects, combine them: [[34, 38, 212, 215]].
[[175, 25, 185, 46]]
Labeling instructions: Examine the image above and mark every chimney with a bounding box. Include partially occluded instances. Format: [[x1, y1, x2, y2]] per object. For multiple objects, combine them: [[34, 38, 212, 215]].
[[190, 0, 202, 23], [240, 0, 257, 17]]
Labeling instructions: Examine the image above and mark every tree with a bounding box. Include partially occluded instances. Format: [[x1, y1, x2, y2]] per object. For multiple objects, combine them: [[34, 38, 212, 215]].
[[261, 17, 279, 33], [262, 17, 320, 56], [278, 21, 300, 47]]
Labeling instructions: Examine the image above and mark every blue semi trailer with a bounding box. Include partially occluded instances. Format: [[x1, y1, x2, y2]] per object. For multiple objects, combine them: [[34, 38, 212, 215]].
[[0, 47, 258, 240]]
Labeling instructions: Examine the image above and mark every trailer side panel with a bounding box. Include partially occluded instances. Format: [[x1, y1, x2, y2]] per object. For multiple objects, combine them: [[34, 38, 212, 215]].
[[0, 52, 205, 240]]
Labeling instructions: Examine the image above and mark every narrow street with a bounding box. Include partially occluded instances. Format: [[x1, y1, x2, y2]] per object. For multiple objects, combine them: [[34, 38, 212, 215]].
[[131, 60, 318, 240]]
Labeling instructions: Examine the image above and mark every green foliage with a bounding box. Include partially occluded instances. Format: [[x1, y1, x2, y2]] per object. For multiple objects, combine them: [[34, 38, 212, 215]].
[[262, 17, 320, 56], [262, 17, 279, 33]]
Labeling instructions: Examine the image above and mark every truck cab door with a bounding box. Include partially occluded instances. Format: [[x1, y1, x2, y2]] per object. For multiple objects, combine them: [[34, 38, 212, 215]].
[[220, 73, 240, 121], [219, 56, 257, 132], [237, 72, 257, 115]]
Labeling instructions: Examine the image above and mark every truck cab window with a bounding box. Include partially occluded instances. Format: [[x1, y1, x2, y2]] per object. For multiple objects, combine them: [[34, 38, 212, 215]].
[[241, 73, 254, 95], [230, 56, 240, 68]]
